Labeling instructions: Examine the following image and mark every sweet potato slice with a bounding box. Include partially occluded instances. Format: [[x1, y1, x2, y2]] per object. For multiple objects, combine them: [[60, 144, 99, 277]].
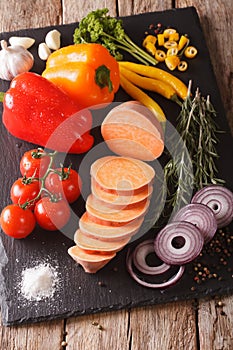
[[101, 101, 165, 160], [103, 101, 164, 140], [68, 245, 116, 273], [90, 156, 155, 192], [86, 194, 150, 222], [91, 178, 153, 205], [79, 212, 144, 241], [74, 229, 130, 253], [102, 123, 164, 160]]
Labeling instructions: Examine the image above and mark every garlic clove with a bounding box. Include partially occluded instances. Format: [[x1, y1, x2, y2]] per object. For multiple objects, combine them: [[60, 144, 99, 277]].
[[38, 43, 51, 61], [45, 29, 61, 51], [9, 36, 35, 49]]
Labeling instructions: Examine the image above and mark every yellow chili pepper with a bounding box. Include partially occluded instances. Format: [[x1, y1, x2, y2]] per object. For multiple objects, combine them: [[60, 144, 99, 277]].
[[119, 61, 188, 100], [142, 35, 157, 46], [155, 50, 166, 62], [120, 74, 166, 123], [157, 34, 165, 46], [184, 46, 198, 58], [165, 56, 180, 71], [164, 41, 178, 49], [119, 66, 178, 101], [144, 42, 157, 56], [178, 35, 189, 51], [178, 61, 188, 72]]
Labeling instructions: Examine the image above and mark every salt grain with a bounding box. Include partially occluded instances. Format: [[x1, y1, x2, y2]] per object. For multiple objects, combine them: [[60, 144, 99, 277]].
[[21, 263, 59, 301]]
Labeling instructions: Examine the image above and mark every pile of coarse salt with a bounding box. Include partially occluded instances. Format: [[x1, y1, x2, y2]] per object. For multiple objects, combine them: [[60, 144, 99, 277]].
[[20, 263, 59, 301]]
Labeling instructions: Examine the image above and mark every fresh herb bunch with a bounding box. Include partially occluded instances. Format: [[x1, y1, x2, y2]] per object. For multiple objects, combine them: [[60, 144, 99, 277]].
[[164, 82, 224, 212], [73, 8, 158, 65]]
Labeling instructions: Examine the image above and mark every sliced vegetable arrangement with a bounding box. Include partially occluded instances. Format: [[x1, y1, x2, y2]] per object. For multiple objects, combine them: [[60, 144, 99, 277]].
[[68, 156, 155, 273], [142, 24, 198, 71], [0, 8, 232, 292], [0, 149, 82, 238], [127, 185, 233, 288]]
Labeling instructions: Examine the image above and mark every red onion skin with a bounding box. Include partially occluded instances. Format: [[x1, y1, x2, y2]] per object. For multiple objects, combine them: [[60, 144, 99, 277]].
[[191, 185, 233, 228], [154, 221, 204, 265], [133, 239, 170, 275], [172, 203, 217, 243], [126, 251, 185, 289]]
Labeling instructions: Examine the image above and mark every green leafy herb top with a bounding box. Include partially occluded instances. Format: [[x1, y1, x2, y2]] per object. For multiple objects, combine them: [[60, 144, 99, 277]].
[[73, 8, 158, 65]]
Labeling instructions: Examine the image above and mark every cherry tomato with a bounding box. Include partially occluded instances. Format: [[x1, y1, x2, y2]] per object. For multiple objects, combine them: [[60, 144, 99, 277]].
[[45, 167, 82, 203], [20, 148, 51, 178], [0, 204, 36, 239], [10, 177, 40, 209], [34, 197, 70, 231]]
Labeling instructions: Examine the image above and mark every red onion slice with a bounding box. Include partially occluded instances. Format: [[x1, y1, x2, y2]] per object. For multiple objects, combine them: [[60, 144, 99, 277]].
[[126, 251, 185, 289], [132, 239, 170, 275], [191, 185, 233, 228], [172, 203, 217, 243], [154, 222, 204, 265]]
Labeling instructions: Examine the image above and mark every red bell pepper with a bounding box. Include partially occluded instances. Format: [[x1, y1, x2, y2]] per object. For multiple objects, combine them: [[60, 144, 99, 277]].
[[2, 72, 94, 154]]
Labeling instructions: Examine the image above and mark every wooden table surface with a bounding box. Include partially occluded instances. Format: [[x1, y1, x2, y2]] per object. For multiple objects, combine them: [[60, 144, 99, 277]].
[[0, 1, 232, 349]]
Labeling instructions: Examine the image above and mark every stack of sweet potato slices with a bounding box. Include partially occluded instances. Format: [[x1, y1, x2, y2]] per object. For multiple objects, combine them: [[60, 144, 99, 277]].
[[68, 156, 155, 273]]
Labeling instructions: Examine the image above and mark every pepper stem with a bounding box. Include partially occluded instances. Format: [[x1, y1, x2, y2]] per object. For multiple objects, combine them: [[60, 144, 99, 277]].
[[95, 65, 113, 92]]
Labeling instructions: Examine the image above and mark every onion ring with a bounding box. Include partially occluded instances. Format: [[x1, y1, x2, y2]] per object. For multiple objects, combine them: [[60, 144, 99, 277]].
[[172, 203, 217, 243], [191, 185, 233, 228], [154, 221, 204, 265], [132, 239, 170, 275], [126, 251, 185, 289]]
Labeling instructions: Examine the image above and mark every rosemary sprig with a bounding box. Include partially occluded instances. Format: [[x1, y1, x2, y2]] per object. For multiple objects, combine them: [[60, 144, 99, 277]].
[[163, 82, 224, 214]]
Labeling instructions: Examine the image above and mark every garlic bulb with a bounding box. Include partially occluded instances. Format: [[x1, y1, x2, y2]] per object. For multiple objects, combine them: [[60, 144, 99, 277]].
[[0, 40, 34, 81]]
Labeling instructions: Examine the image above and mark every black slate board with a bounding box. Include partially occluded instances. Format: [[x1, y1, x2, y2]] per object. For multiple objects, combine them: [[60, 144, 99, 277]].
[[0, 7, 233, 326]]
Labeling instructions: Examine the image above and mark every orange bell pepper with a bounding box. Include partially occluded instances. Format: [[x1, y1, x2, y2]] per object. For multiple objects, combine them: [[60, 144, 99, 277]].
[[42, 43, 120, 108]]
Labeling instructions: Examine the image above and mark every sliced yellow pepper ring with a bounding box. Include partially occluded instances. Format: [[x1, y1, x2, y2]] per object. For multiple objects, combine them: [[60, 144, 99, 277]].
[[143, 35, 157, 46], [157, 33, 165, 46], [178, 35, 189, 51], [169, 32, 179, 42], [164, 41, 178, 49], [165, 56, 180, 71], [155, 50, 166, 62], [163, 28, 177, 38], [144, 42, 156, 56], [167, 48, 179, 56], [184, 46, 198, 58], [178, 61, 188, 72]]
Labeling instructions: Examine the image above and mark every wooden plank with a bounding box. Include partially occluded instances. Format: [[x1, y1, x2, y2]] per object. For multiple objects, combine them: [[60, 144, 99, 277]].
[[176, 1, 233, 348], [198, 296, 233, 349], [176, 0, 233, 132], [118, 0, 173, 15], [66, 310, 129, 350], [0, 0, 65, 347], [0, 0, 62, 32], [0, 320, 65, 350], [129, 302, 198, 350], [62, 0, 117, 23]]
